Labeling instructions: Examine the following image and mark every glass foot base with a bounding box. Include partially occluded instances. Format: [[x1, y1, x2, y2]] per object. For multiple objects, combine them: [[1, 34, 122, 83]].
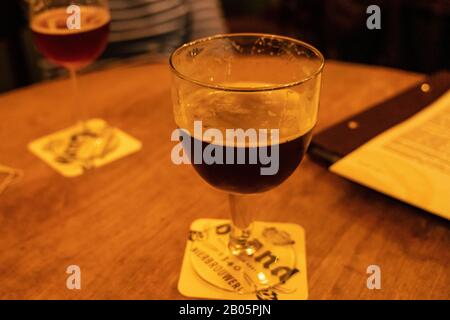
[[189, 221, 299, 294]]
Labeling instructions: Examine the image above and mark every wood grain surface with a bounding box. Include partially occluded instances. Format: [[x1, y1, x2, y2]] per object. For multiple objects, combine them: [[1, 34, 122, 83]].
[[0, 61, 448, 299]]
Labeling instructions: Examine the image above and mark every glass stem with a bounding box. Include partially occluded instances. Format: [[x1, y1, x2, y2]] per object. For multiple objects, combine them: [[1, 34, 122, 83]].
[[68, 67, 88, 132], [228, 193, 255, 256]]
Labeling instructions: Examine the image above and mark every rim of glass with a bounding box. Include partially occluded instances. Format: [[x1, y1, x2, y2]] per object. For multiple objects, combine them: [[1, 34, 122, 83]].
[[169, 33, 325, 92]]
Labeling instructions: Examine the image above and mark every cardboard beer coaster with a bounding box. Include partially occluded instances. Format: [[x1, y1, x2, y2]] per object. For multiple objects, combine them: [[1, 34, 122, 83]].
[[28, 118, 142, 177], [178, 218, 308, 300]]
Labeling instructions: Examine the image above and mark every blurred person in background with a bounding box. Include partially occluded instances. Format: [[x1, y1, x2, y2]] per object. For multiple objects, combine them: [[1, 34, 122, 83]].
[[1, 0, 448, 93], [107, 0, 225, 55]]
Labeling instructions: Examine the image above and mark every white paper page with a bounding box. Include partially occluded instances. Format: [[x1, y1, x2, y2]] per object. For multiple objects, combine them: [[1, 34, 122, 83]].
[[330, 90, 450, 220]]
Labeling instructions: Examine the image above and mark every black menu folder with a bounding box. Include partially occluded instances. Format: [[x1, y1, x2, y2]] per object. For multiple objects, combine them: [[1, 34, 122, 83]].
[[308, 71, 450, 219], [309, 71, 450, 165]]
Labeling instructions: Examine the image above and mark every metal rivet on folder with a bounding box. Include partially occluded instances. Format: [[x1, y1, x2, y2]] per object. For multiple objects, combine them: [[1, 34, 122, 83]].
[[348, 121, 359, 129], [421, 83, 431, 93]]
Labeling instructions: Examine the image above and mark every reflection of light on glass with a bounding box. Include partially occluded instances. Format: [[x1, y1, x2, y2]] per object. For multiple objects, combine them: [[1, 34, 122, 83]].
[[258, 272, 269, 284], [244, 247, 255, 255]]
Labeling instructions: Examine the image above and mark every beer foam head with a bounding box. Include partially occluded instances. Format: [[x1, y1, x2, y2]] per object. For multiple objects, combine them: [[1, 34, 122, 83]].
[[174, 83, 317, 145], [31, 6, 110, 35]]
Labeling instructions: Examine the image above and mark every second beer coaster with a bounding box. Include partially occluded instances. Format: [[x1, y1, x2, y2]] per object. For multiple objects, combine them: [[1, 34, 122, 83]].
[[178, 218, 308, 300], [28, 118, 142, 177]]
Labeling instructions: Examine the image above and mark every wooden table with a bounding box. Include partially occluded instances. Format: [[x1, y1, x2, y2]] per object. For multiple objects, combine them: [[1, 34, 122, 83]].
[[0, 61, 448, 300]]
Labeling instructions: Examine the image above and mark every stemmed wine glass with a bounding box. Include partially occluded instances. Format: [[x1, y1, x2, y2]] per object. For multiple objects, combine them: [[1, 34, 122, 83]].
[[170, 33, 324, 294], [28, 0, 116, 168]]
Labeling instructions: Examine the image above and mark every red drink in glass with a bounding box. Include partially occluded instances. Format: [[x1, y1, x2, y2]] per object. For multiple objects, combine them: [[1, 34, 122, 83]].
[[31, 6, 110, 70]]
